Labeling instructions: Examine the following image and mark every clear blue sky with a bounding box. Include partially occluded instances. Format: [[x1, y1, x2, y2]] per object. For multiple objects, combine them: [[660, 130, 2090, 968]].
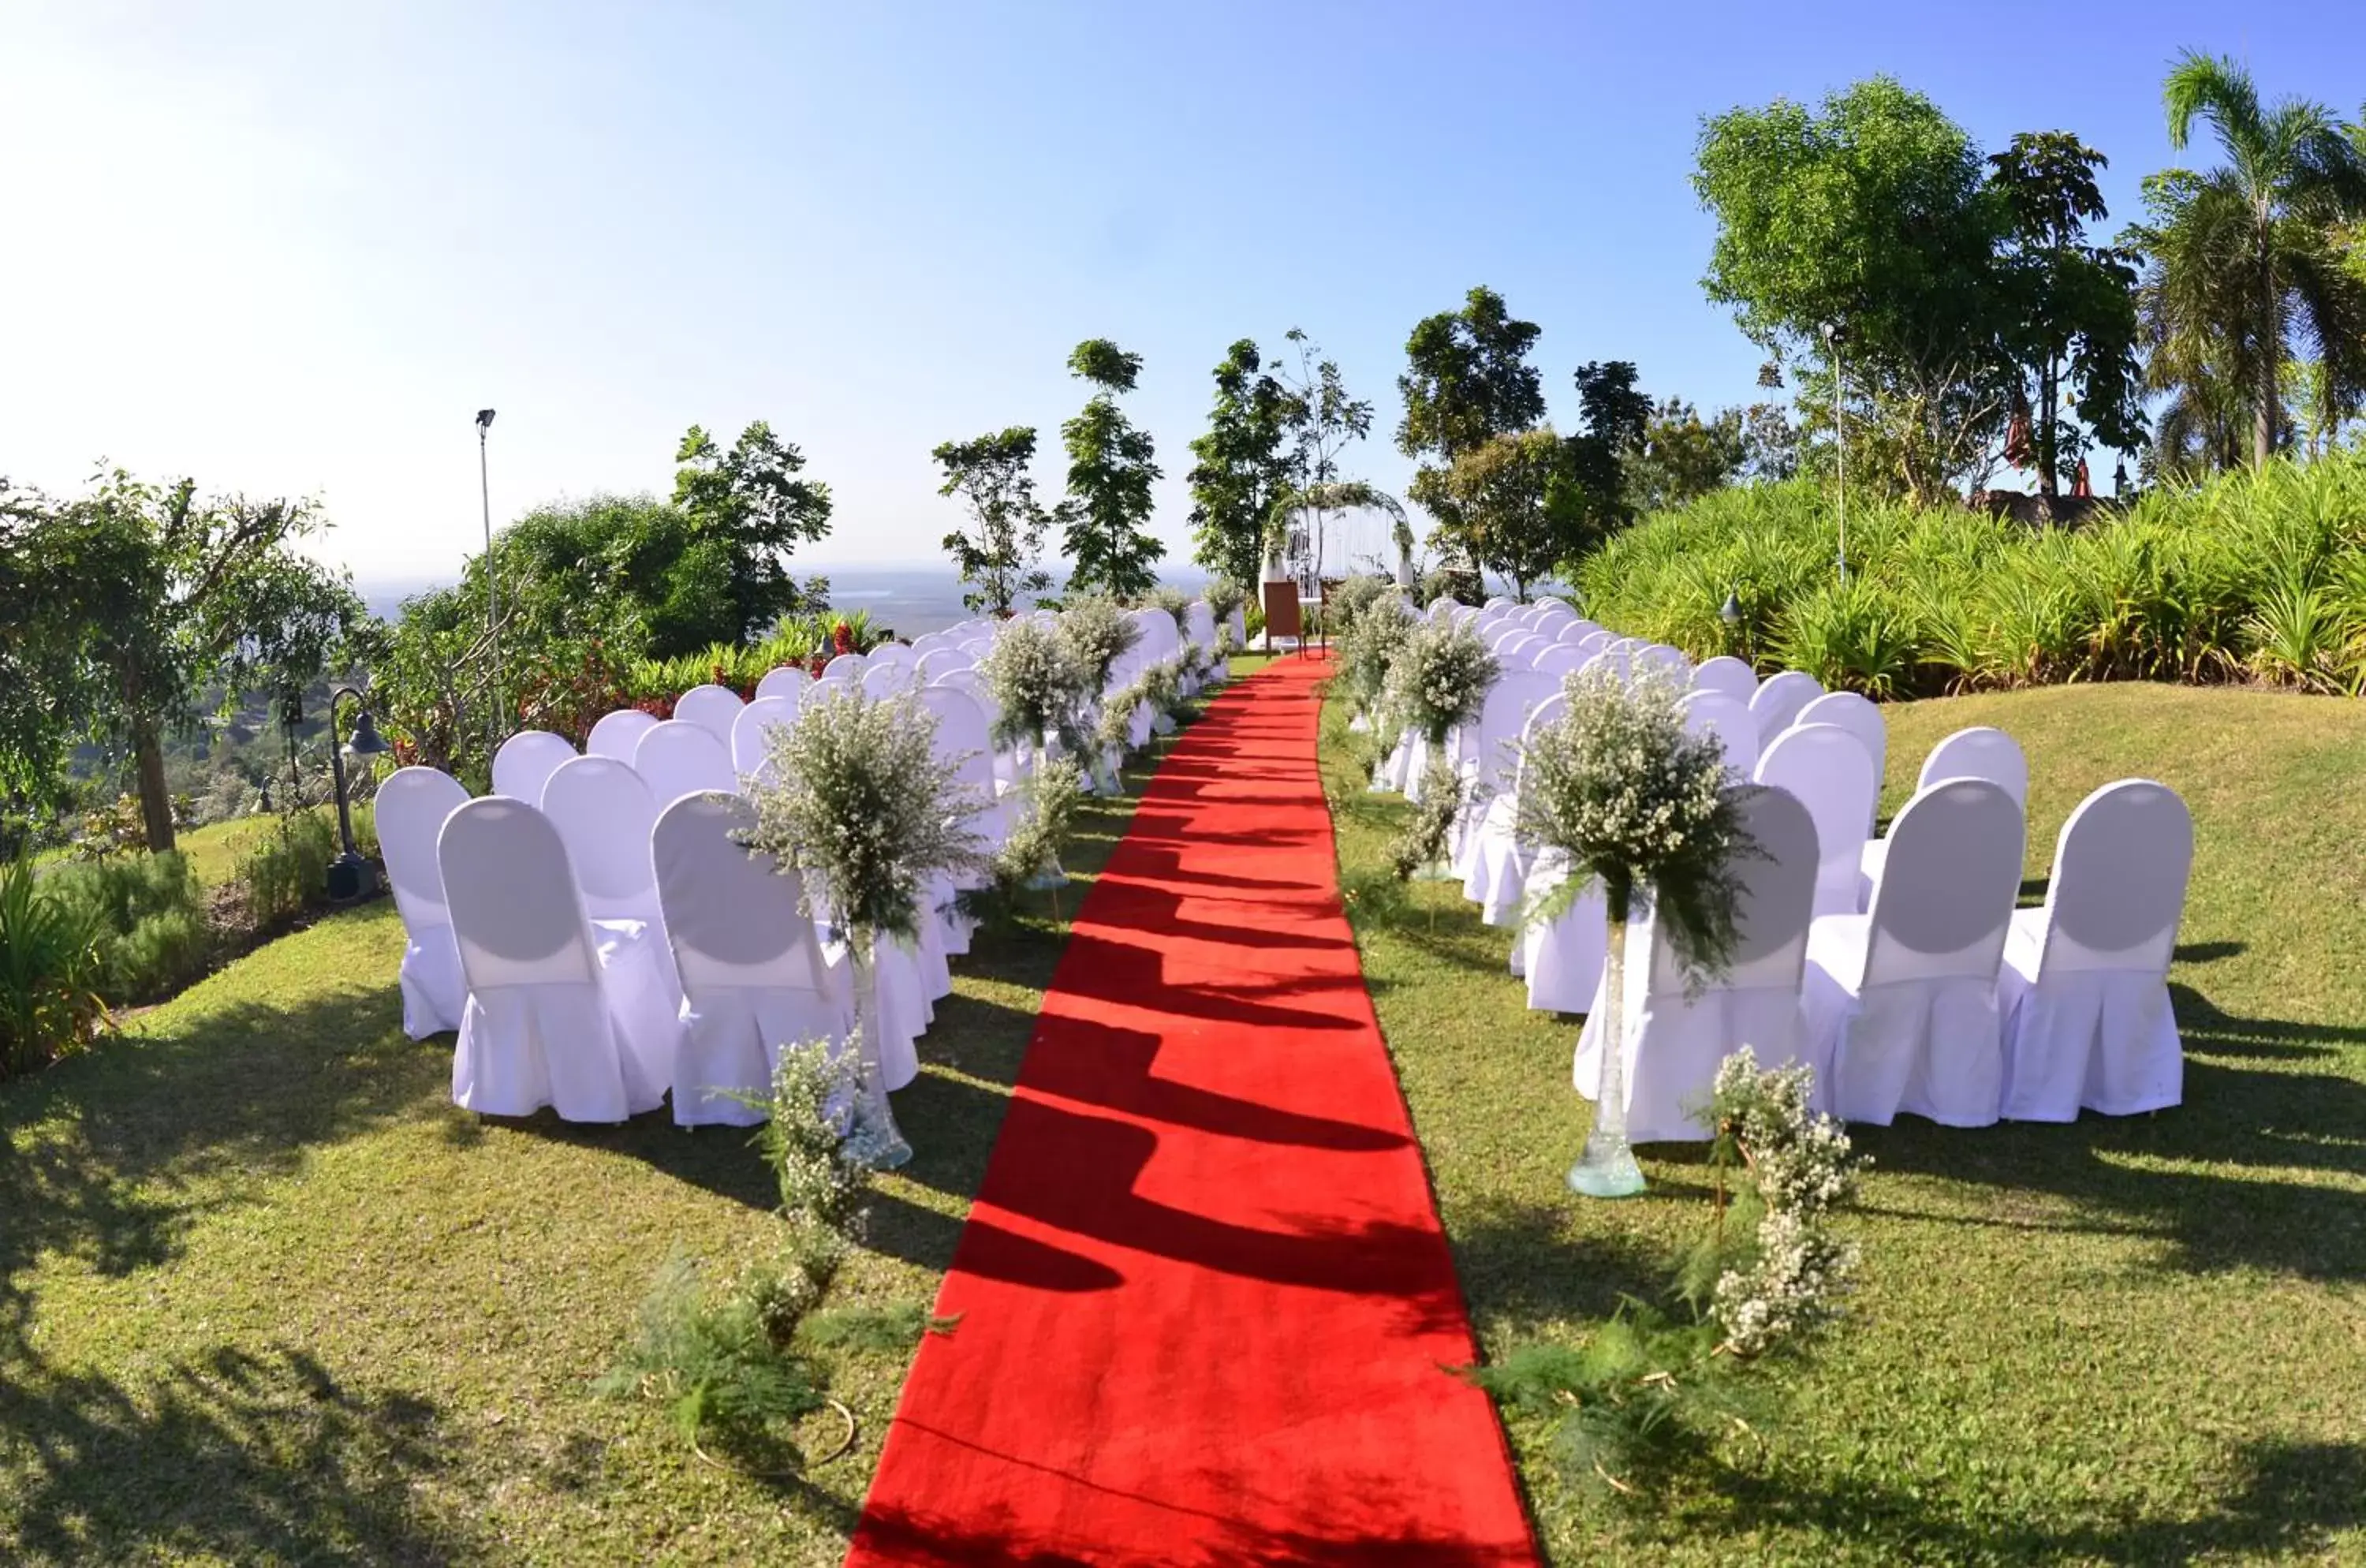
[[5, 1, 2356, 585]]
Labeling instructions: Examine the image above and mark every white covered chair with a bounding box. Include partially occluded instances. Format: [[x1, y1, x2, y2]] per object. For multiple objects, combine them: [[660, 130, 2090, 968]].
[[653, 793, 854, 1128], [491, 730, 577, 805], [1793, 690, 1886, 827], [1678, 690, 1759, 779], [1690, 655, 1758, 705], [1998, 780, 2192, 1121], [1574, 785, 1821, 1140], [1462, 694, 1567, 927], [438, 797, 674, 1122], [635, 719, 739, 805], [822, 651, 868, 681], [539, 756, 666, 925], [1805, 778, 2025, 1127], [1748, 670, 1823, 742], [587, 709, 658, 764], [1755, 724, 1878, 917], [375, 765, 469, 1040], [1860, 725, 2028, 900], [755, 665, 810, 702], [861, 661, 917, 699], [674, 684, 746, 749], [730, 694, 800, 783], [1450, 671, 1558, 873]]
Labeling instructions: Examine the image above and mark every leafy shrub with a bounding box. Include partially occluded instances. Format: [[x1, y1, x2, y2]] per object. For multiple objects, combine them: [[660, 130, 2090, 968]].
[[0, 860, 108, 1080], [234, 812, 341, 931], [1580, 454, 2366, 696], [1201, 574, 1248, 625], [41, 851, 212, 1003]]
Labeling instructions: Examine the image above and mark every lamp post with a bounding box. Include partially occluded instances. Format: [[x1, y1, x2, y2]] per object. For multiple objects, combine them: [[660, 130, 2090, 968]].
[[1823, 323, 1847, 583], [476, 408, 502, 764], [326, 685, 391, 903], [1720, 589, 1743, 657]]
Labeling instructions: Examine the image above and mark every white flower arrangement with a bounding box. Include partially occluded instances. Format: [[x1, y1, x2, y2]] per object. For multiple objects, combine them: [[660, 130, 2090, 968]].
[[978, 619, 1088, 755], [1334, 595, 1416, 719], [1702, 1049, 1864, 1359], [1379, 616, 1498, 752], [1201, 574, 1248, 627], [1056, 595, 1142, 701]]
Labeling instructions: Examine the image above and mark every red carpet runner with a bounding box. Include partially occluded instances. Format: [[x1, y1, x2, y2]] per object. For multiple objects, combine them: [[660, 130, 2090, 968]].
[[848, 655, 1537, 1567]]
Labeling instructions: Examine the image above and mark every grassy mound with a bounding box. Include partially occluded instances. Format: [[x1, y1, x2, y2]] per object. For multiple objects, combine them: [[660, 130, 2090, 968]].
[[1324, 678, 2366, 1564], [1578, 456, 2366, 697]]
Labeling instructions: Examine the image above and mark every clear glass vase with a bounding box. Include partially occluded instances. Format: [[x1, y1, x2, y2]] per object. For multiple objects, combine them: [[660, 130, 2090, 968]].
[[1568, 910, 1647, 1197], [841, 944, 912, 1171]]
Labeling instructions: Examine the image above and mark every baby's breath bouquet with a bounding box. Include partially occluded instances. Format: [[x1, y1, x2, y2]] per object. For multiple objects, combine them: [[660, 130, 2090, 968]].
[[747, 688, 990, 1168], [1141, 584, 1193, 622], [1056, 595, 1141, 701], [979, 619, 1088, 762], [1334, 594, 1415, 725], [1516, 664, 1756, 1197], [1377, 618, 1497, 872]]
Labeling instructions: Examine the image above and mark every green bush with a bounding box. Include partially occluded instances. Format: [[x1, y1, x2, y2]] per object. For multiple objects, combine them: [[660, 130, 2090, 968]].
[[1578, 454, 2366, 696], [40, 851, 213, 1004], [235, 812, 341, 931], [0, 860, 108, 1080]]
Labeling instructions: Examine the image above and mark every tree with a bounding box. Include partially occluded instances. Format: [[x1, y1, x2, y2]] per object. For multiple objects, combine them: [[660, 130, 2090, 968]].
[[1060, 339, 1165, 600], [0, 482, 100, 808], [39, 472, 361, 851], [1273, 329, 1375, 577], [1624, 399, 1750, 513], [1185, 340, 1299, 586], [1695, 79, 2015, 502], [1554, 361, 1654, 558], [670, 420, 834, 637], [935, 427, 1057, 615], [2125, 53, 2366, 468], [1987, 132, 2148, 494], [1397, 287, 1545, 572], [1443, 429, 1568, 599]]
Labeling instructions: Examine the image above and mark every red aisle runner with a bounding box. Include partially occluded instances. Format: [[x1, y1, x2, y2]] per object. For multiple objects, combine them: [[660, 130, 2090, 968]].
[[847, 655, 1537, 1567]]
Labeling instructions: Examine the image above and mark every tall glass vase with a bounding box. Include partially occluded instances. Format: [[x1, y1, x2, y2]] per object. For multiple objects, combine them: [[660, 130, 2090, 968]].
[[1410, 737, 1461, 880], [841, 941, 912, 1170], [1568, 904, 1646, 1197]]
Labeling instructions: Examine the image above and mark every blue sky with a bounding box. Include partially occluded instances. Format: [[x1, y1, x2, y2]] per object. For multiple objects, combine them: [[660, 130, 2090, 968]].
[[5, 1, 2357, 585]]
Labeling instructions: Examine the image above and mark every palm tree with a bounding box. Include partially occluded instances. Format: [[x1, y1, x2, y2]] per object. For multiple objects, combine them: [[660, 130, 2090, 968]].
[[2128, 53, 2366, 468]]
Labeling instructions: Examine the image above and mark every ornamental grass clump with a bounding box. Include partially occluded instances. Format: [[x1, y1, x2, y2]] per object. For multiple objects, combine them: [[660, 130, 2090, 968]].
[[747, 688, 987, 1168], [1465, 1047, 1865, 1503], [1516, 664, 1754, 1197], [979, 619, 1088, 756]]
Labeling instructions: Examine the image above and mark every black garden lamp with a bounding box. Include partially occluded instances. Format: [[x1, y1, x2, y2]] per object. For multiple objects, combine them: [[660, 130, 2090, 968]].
[[327, 686, 390, 903]]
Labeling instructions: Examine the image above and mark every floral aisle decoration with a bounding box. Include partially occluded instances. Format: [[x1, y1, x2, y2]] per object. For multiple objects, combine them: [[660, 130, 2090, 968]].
[[1378, 617, 1498, 878], [1514, 664, 1755, 1197], [1465, 1047, 1864, 1503], [966, 755, 1088, 915], [1334, 594, 1416, 737], [1056, 598, 1142, 792], [978, 619, 1088, 766], [1202, 576, 1248, 681], [746, 688, 988, 1168], [1142, 584, 1194, 622]]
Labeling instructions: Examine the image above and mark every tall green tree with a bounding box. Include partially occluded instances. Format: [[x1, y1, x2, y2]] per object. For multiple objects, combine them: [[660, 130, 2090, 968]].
[[935, 427, 1057, 614], [1987, 132, 2148, 493], [670, 420, 834, 636], [2126, 53, 2366, 469], [1624, 399, 1750, 513], [0, 482, 100, 808], [1274, 329, 1375, 578], [39, 473, 361, 850], [1397, 286, 1545, 573], [1695, 79, 2014, 502], [1060, 339, 1165, 600], [1185, 340, 1299, 585], [1442, 428, 1568, 599]]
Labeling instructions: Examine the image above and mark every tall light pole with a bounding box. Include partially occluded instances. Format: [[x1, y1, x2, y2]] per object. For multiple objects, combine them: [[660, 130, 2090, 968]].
[[476, 408, 501, 764], [1823, 323, 1847, 583]]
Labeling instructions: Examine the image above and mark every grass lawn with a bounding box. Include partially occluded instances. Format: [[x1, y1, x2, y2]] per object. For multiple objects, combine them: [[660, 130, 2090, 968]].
[[1321, 678, 2366, 1564], [0, 667, 1282, 1566]]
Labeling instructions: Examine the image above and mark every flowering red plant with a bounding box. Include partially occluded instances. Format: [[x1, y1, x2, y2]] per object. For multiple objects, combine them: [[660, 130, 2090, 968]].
[[832, 621, 854, 656]]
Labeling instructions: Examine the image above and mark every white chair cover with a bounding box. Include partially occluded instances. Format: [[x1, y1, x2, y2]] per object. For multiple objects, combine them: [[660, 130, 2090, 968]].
[[1451, 671, 1558, 874], [755, 665, 810, 702], [491, 730, 577, 805], [916, 648, 971, 685], [1860, 726, 2028, 898], [1748, 670, 1823, 742], [1998, 780, 2191, 1120], [1755, 724, 1877, 917], [375, 766, 469, 1039], [1793, 691, 1886, 827], [635, 720, 739, 806], [1462, 694, 1567, 927], [1533, 644, 1584, 677], [731, 694, 800, 783], [439, 797, 673, 1122], [587, 709, 658, 764], [823, 651, 868, 681], [1574, 786, 1820, 1140], [1678, 691, 1759, 779], [539, 756, 663, 923], [1520, 851, 1609, 1014], [674, 684, 746, 748], [653, 793, 854, 1127], [862, 662, 917, 698], [1635, 644, 1691, 681], [1690, 655, 1758, 704], [1805, 779, 2025, 1126]]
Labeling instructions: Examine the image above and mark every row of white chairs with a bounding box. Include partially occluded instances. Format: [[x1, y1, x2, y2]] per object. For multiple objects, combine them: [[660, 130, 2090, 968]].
[[1382, 599, 2192, 1135], [380, 599, 1239, 1126]]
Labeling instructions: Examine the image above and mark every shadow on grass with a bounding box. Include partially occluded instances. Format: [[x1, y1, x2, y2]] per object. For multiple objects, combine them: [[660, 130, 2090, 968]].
[[1853, 986, 2366, 1282]]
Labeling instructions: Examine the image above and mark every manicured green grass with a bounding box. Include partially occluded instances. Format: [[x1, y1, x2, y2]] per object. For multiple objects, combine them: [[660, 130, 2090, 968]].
[[0, 668, 1274, 1566], [1323, 680, 2366, 1564]]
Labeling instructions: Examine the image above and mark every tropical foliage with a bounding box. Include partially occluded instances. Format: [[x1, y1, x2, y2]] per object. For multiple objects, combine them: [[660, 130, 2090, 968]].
[[1061, 339, 1166, 600], [1580, 455, 2366, 696], [935, 426, 1059, 614]]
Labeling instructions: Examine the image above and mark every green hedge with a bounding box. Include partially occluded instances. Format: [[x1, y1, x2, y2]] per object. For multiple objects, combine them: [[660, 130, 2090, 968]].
[[1577, 454, 2366, 698], [40, 852, 215, 1006]]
